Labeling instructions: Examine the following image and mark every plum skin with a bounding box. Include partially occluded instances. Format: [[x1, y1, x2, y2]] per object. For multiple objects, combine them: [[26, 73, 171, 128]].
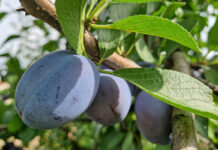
[[86, 73, 132, 125], [15, 50, 100, 130], [135, 91, 172, 145]]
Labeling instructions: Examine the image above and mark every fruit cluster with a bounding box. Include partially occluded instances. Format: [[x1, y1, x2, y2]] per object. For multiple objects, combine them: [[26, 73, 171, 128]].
[[15, 50, 172, 145]]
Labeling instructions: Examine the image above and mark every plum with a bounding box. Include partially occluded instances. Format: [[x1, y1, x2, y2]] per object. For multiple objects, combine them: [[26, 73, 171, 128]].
[[85, 73, 131, 125], [15, 50, 100, 130], [135, 91, 172, 145]]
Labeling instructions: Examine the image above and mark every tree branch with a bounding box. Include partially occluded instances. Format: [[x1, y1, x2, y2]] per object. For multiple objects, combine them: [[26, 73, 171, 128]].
[[193, 76, 218, 95], [19, 0, 139, 69], [19, 0, 61, 32], [171, 51, 197, 150]]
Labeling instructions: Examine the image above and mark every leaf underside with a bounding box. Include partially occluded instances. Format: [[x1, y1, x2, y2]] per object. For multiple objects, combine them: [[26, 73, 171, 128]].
[[111, 68, 218, 120]]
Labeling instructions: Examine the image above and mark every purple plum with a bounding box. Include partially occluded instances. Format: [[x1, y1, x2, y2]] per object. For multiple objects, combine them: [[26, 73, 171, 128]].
[[15, 50, 100, 130], [86, 73, 132, 125], [135, 91, 172, 145]]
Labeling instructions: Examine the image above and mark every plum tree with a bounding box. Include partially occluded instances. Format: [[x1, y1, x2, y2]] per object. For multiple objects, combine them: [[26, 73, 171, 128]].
[[86, 73, 132, 125], [135, 91, 172, 145], [15, 50, 100, 130]]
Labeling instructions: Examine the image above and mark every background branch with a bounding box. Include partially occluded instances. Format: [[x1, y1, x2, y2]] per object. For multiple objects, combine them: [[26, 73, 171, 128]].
[[171, 51, 197, 150], [193, 76, 218, 95]]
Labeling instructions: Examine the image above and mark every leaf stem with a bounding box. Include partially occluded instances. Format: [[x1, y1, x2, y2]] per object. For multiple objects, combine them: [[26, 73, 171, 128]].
[[126, 35, 142, 56], [97, 57, 104, 66], [82, 42, 88, 58], [88, 0, 107, 21], [86, 0, 98, 19], [98, 68, 114, 75], [90, 23, 111, 29], [116, 47, 122, 55], [94, 0, 111, 19]]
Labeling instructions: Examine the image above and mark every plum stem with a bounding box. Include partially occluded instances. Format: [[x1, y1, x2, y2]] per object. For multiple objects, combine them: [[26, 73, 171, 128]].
[[98, 68, 114, 75]]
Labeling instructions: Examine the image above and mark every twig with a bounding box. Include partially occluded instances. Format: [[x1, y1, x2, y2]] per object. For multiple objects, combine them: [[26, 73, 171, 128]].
[[19, 0, 139, 69], [19, 0, 61, 32], [171, 51, 197, 150], [190, 63, 202, 70], [0, 124, 8, 131], [193, 76, 218, 95]]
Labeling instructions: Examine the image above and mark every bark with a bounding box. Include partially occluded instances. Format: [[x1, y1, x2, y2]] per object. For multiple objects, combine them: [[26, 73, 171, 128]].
[[171, 51, 198, 150]]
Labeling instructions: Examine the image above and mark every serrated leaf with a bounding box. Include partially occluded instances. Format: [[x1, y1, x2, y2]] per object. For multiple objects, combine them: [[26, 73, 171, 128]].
[[92, 15, 200, 52], [208, 17, 218, 51], [112, 0, 161, 3], [108, 68, 218, 120], [56, 0, 87, 54], [164, 18, 197, 57], [135, 36, 155, 63], [98, 29, 124, 61]]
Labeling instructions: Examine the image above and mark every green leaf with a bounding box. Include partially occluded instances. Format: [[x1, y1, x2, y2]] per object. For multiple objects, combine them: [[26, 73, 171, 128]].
[[91, 15, 200, 52], [107, 68, 218, 120], [204, 67, 218, 85], [34, 20, 49, 36], [99, 130, 124, 150], [56, 0, 87, 54], [42, 40, 58, 52], [195, 116, 208, 138], [0, 101, 8, 123], [135, 36, 155, 63], [208, 17, 218, 51], [109, 3, 142, 22], [2, 35, 20, 45], [164, 18, 198, 57], [18, 128, 36, 146], [8, 114, 23, 133], [112, 0, 161, 3], [121, 132, 133, 150], [0, 12, 7, 20], [98, 29, 124, 61], [0, 53, 10, 57], [162, 2, 186, 19]]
